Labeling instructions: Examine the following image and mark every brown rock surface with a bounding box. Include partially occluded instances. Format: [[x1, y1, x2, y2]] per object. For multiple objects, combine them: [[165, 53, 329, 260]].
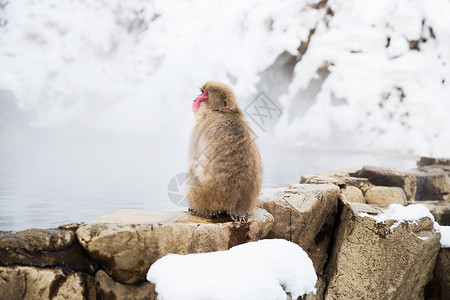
[[0, 266, 96, 300], [357, 165, 417, 199], [417, 156, 450, 167], [421, 201, 450, 226], [96, 270, 156, 300], [76, 208, 273, 284], [258, 184, 340, 299], [300, 174, 371, 191], [324, 201, 441, 300], [425, 247, 450, 300], [258, 184, 340, 272], [340, 185, 365, 203], [0, 227, 95, 273], [412, 165, 450, 202], [364, 186, 407, 205]]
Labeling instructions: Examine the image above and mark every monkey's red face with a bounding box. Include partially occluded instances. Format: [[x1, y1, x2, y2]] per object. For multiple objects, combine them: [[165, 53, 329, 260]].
[[192, 90, 208, 113]]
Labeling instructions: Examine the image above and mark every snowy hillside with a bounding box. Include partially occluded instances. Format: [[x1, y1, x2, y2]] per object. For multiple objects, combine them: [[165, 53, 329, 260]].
[[0, 0, 449, 155]]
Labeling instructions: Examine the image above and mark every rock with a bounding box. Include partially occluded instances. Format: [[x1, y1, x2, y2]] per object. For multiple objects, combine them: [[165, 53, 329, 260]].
[[357, 166, 417, 200], [340, 186, 365, 204], [364, 186, 407, 206], [0, 266, 96, 300], [417, 156, 450, 167], [326, 167, 362, 178], [76, 208, 273, 284], [0, 228, 74, 251], [300, 174, 371, 192], [96, 270, 156, 300], [425, 248, 450, 300], [300, 174, 345, 186], [0, 227, 95, 273], [258, 184, 339, 272], [324, 201, 441, 300], [421, 201, 450, 226], [412, 165, 450, 202], [258, 184, 340, 299]]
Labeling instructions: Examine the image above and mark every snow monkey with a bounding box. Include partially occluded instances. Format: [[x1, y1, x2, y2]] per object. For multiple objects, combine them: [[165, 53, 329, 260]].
[[187, 81, 262, 221]]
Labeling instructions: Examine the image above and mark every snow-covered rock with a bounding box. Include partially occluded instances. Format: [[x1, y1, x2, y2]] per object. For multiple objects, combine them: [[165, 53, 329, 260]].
[[147, 239, 317, 300], [258, 184, 340, 299], [258, 184, 340, 271], [1, 0, 450, 155], [325, 202, 441, 299], [276, 0, 450, 156]]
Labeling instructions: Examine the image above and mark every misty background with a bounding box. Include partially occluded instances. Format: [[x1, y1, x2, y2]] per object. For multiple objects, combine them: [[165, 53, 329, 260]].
[[0, 0, 449, 230]]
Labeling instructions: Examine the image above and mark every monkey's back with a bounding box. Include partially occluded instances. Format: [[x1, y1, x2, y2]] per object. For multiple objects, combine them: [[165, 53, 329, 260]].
[[187, 110, 262, 219]]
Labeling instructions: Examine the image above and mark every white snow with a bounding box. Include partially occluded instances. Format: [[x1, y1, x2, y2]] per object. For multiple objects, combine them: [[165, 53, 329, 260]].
[[440, 226, 450, 248], [0, 0, 319, 137], [358, 203, 440, 232], [1, 0, 449, 155], [146, 239, 317, 300], [276, 0, 450, 156]]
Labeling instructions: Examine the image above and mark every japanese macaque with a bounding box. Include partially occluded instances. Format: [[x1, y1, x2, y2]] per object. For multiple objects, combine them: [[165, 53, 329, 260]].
[[187, 81, 262, 221]]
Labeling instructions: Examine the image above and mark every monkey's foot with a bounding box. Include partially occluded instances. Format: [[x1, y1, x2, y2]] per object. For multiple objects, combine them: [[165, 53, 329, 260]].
[[189, 209, 247, 222], [230, 214, 248, 222], [188, 208, 220, 219]]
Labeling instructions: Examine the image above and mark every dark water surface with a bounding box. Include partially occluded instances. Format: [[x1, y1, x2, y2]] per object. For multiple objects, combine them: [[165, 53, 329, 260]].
[[0, 129, 417, 231]]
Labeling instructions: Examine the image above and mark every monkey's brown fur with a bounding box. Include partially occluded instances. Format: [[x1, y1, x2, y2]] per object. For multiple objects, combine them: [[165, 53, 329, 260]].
[[187, 81, 262, 220]]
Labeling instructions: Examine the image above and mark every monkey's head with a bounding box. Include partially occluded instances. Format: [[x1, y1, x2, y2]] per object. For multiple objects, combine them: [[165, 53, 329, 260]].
[[192, 81, 238, 113]]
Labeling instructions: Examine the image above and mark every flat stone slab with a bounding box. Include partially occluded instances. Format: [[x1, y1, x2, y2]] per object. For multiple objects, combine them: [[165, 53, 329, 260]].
[[417, 156, 450, 167], [92, 210, 189, 224], [76, 208, 273, 284], [0, 228, 95, 273], [357, 166, 417, 200], [300, 174, 371, 191]]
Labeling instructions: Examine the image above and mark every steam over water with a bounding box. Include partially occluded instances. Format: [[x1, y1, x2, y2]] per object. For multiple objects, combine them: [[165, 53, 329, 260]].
[[0, 124, 416, 230]]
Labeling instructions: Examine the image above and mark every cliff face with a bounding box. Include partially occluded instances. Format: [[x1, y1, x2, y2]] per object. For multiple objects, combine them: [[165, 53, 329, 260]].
[[1, 156, 449, 299]]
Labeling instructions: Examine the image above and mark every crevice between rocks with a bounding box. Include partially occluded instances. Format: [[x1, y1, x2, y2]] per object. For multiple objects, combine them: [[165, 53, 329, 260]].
[[48, 274, 68, 299], [319, 197, 345, 299], [282, 196, 295, 242]]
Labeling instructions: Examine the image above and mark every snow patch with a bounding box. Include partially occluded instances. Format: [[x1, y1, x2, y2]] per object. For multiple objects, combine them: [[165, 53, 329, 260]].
[[147, 239, 317, 300], [440, 226, 450, 248], [358, 204, 440, 232]]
